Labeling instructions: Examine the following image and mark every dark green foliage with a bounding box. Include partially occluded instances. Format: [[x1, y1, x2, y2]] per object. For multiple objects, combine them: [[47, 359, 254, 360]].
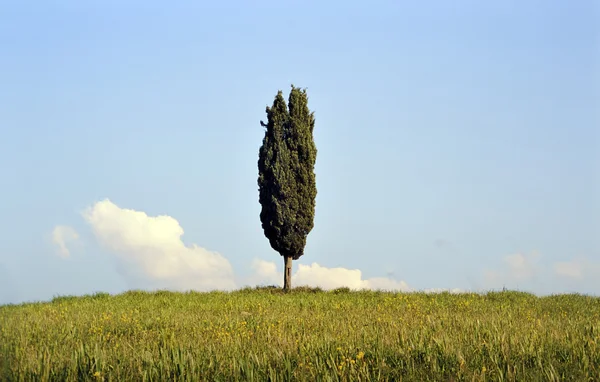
[[258, 85, 317, 260]]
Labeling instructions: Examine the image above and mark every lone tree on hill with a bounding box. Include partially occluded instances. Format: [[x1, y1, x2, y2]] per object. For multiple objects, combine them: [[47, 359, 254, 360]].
[[258, 85, 317, 291]]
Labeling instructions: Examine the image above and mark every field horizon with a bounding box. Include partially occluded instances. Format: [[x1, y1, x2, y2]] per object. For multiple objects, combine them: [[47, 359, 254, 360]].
[[4, 284, 599, 308], [1, 287, 599, 381]]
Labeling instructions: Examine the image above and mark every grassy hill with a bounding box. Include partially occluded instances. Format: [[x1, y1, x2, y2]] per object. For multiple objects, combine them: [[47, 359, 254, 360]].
[[1, 287, 598, 381]]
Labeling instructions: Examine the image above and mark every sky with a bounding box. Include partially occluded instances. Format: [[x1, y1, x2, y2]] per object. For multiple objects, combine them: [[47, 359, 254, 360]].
[[0, 1, 598, 304]]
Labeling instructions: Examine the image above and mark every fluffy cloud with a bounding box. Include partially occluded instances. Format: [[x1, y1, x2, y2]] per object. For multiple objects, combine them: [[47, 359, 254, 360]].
[[553, 259, 600, 282], [79, 200, 414, 293], [51, 225, 79, 258], [296, 263, 411, 291], [82, 199, 235, 291], [504, 252, 541, 280], [249, 260, 411, 291], [250, 259, 282, 286], [68, 199, 591, 296], [482, 251, 600, 294], [483, 251, 543, 290], [553, 260, 584, 279]]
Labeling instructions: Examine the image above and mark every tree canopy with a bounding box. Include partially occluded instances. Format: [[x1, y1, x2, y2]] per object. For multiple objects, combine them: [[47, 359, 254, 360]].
[[258, 85, 317, 289]]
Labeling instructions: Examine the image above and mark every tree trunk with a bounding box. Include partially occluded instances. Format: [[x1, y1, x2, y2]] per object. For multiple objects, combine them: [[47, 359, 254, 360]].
[[283, 255, 293, 291]]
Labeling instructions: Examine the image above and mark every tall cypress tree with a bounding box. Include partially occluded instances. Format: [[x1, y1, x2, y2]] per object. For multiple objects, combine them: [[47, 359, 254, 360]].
[[258, 85, 317, 290]]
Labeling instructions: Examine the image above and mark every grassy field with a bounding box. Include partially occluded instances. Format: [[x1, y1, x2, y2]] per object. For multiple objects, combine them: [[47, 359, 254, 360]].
[[1, 287, 599, 381]]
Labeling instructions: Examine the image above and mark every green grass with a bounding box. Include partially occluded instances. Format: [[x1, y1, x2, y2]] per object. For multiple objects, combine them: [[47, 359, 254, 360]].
[[1, 287, 599, 381]]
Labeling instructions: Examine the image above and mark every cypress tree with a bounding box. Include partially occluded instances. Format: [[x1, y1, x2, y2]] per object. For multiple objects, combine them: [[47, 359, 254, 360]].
[[258, 85, 317, 291]]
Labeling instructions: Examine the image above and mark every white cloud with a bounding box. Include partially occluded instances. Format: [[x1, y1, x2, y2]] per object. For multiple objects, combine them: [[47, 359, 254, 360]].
[[481, 251, 600, 294], [504, 251, 541, 280], [553, 259, 600, 283], [82, 199, 235, 292], [295, 263, 367, 290], [363, 276, 411, 291], [482, 251, 543, 290], [248, 261, 411, 291], [423, 288, 465, 294], [250, 259, 281, 286], [51, 225, 79, 258], [80, 200, 412, 294], [69, 199, 595, 296], [554, 261, 584, 279]]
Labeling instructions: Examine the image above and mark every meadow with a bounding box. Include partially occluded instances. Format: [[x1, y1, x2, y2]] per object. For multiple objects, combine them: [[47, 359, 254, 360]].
[[0, 287, 598, 381]]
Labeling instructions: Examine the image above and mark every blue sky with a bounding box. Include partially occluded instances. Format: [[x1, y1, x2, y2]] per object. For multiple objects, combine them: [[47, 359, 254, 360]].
[[0, 1, 598, 304]]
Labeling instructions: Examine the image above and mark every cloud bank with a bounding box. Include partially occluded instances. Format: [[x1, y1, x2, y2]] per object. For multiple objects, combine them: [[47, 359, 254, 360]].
[[79, 199, 412, 292], [82, 199, 236, 291], [554, 260, 583, 279], [51, 225, 79, 258], [503, 252, 541, 280], [483, 251, 541, 286], [483, 251, 599, 293], [250, 259, 410, 291], [60, 199, 597, 295], [553, 259, 600, 282]]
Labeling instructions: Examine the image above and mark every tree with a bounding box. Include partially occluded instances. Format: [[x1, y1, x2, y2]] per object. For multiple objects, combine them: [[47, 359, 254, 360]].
[[258, 85, 317, 291]]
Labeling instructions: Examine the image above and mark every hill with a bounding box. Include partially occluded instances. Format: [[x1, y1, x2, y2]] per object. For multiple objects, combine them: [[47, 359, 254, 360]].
[[1, 288, 598, 381]]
